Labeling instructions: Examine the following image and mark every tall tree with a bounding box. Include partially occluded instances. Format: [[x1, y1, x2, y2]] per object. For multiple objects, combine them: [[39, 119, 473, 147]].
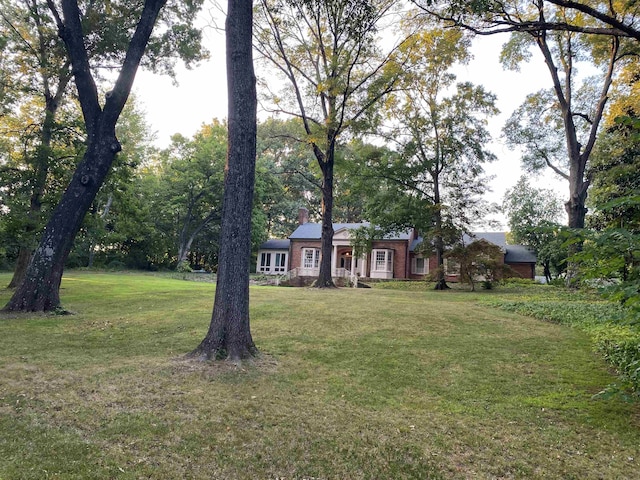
[[254, 0, 404, 287], [362, 24, 498, 289], [414, 0, 632, 233], [3, 0, 205, 312], [0, 0, 74, 288], [190, 0, 258, 361], [502, 175, 565, 281], [157, 122, 226, 269]]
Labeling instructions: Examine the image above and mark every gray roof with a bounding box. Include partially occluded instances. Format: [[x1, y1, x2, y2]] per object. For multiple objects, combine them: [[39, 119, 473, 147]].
[[289, 222, 411, 241], [469, 232, 536, 263], [258, 239, 291, 250], [413, 232, 536, 263], [503, 244, 537, 263]]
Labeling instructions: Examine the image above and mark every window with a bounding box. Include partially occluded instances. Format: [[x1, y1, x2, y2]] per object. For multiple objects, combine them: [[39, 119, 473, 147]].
[[412, 256, 427, 275], [302, 248, 320, 269], [372, 249, 393, 272], [260, 252, 271, 268], [274, 252, 287, 273]]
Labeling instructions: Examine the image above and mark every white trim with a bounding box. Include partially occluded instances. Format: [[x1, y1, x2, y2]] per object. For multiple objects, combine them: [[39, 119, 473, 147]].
[[300, 247, 320, 276], [257, 250, 288, 275], [411, 255, 428, 275], [370, 249, 393, 279]]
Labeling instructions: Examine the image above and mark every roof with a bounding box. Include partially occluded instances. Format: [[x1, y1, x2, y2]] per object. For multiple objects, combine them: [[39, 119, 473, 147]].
[[413, 232, 537, 263], [258, 239, 291, 250], [503, 244, 537, 263], [289, 222, 412, 241], [469, 232, 537, 263]]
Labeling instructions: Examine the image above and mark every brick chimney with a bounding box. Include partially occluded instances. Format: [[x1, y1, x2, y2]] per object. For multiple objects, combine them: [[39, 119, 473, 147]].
[[298, 207, 309, 226]]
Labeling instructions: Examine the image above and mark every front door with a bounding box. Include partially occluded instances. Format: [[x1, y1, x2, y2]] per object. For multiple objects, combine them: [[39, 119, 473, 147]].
[[340, 253, 352, 272]]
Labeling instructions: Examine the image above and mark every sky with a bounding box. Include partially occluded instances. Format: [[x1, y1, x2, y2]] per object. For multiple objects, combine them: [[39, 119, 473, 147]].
[[132, 15, 568, 229]]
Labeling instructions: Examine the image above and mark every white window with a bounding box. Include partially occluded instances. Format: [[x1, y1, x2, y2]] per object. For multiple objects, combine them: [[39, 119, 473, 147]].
[[412, 256, 428, 275], [371, 249, 393, 272], [274, 252, 287, 273], [302, 248, 320, 269]]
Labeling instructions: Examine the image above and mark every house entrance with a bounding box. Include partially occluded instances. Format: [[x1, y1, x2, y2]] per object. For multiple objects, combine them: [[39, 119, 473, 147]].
[[339, 251, 353, 271]]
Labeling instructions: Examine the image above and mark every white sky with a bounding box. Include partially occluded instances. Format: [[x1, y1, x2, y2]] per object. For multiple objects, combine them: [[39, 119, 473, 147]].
[[133, 16, 568, 229]]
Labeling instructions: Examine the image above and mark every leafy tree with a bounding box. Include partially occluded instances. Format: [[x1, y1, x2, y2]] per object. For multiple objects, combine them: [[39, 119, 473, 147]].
[[254, 0, 404, 287], [445, 239, 508, 291], [190, 0, 258, 361], [157, 122, 226, 269], [255, 117, 321, 237], [0, 0, 76, 287], [412, 0, 640, 40], [358, 23, 498, 289], [3, 0, 205, 312], [502, 175, 565, 281], [413, 0, 634, 239], [67, 97, 159, 269]]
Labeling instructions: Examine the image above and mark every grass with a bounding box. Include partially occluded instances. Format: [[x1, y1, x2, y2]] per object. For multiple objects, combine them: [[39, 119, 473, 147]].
[[0, 271, 639, 479]]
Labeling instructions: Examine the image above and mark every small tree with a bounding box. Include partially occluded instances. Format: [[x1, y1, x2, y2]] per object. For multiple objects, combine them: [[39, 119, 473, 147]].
[[446, 239, 508, 291]]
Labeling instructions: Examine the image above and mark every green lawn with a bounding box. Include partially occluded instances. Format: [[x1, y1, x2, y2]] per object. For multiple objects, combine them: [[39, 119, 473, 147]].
[[0, 272, 639, 479]]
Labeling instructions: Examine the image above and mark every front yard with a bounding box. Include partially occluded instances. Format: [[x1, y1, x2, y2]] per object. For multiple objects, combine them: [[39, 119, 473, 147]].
[[0, 272, 638, 479]]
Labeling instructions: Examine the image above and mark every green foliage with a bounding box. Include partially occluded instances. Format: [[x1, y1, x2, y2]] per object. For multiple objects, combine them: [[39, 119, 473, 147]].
[[502, 176, 567, 281], [446, 239, 508, 291]]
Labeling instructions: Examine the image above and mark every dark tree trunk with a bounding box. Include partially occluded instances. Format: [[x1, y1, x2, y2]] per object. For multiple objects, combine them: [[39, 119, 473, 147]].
[[316, 143, 336, 288], [3, 0, 167, 312], [432, 178, 449, 291], [190, 0, 258, 361], [8, 248, 32, 289], [4, 131, 120, 311]]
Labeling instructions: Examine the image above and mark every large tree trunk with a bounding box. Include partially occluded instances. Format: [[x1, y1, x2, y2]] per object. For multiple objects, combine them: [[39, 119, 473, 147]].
[[316, 145, 336, 288], [190, 0, 257, 361], [4, 127, 121, 311], [432, 176, 449, 291]]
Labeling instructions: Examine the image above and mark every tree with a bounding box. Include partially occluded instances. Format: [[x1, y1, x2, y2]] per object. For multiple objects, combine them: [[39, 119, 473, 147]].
[[502, 176, 565, 281], [0, 0, 75, 288], [357, 23, 498, 289], [411, 0, 640, 40], [445, 239, 507, 291], [255, 117, 322, 238], [415, 0, 632, 234], [67, 96, 158, 269], [3, 0, 205, 312], [190, 0, 258, 361], [254, 0, 404, 287], [157, 122, 226, 269]]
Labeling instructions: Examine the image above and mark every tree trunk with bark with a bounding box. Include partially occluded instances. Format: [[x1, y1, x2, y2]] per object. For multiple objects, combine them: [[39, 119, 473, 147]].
[[3, 0, 167, 312], [8, 84, 70, 288], [316, 143, 336, 288], [190, 0, 258, 361], [432, 174, 449, 290]]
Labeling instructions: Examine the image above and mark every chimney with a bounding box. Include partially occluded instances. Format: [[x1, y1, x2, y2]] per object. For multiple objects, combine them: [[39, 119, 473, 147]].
[[298, 207, 309, 226]]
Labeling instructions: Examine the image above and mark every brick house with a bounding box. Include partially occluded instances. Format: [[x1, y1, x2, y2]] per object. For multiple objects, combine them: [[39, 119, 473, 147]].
[[256, 209, 536, 282]]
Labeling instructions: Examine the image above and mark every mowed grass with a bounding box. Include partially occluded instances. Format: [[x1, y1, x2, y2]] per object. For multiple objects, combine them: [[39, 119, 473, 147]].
[[0, 272, 639, 479]]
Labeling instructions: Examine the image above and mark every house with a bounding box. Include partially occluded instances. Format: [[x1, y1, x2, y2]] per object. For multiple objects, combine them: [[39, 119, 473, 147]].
[[256, 208, 537, 283]]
